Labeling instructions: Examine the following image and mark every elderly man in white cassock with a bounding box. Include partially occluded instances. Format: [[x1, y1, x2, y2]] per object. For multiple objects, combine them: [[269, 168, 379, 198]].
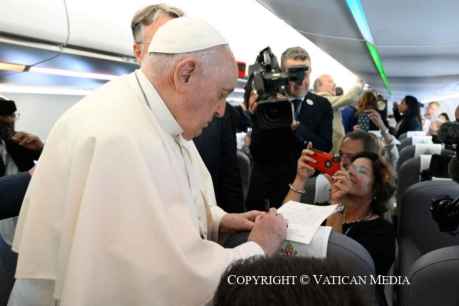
[[8, 17, 287, 306]]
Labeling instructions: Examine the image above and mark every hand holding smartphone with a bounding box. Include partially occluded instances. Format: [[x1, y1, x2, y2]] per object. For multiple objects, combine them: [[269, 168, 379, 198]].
[[304, 149, 341, 176]]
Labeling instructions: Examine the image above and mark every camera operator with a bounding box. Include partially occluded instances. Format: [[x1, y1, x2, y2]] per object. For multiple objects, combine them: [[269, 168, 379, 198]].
[[281, 47, 333, 152], [245, 47, 332, 211]]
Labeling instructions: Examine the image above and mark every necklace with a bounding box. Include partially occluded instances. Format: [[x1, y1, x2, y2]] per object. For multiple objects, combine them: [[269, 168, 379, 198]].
[[344, 209, 374, 224], [343, 209, 375, 235]]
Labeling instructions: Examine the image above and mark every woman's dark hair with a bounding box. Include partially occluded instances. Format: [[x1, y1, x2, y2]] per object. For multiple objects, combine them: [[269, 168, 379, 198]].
[[214, 256, 366, 306], [351, 152, 396, 215], [402, 95, 422, 126], [439, 112, 450, 122]]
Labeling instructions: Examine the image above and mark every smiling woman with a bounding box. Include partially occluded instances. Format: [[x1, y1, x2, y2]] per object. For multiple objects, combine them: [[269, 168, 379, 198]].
[[325, 151, 396, 302], [326, 152, 395, 257]]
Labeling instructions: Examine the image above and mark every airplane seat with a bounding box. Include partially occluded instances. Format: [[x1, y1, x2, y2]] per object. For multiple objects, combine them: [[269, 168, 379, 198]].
[[397, 150, 453, 204], [399, 131, 426, 141], [399, 245, 459, 306], [300, 176, 316, 204], [406, 131, 426, 138], [396, 180, 459, 279], [327, 231, 381, 306], [397, 156, 426, 204], [397, 136, 433, 151], [396, 144, 443, 170], [300, 174, 331, 205], [398, 132, 408, 141]]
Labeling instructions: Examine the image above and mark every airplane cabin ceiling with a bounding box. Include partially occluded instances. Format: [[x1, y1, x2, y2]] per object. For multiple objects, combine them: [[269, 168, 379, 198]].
[[258, 0, 459, 101], [1, 0, 459, 102]]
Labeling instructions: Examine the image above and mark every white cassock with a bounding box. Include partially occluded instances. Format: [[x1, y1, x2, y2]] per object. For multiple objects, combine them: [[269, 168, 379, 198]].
[[9, 70, 263, 306]]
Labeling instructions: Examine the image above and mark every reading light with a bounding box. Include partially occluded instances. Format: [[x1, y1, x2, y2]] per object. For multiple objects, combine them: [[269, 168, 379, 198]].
[[0, 61, 29, 73], [0, 60, 116, 80]]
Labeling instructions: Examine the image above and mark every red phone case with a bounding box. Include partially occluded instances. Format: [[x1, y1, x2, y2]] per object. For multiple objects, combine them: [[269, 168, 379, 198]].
[[306, 150, 341, 176]]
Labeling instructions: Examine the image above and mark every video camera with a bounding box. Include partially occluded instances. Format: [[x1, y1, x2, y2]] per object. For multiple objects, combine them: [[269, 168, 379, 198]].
[[431, 195, 459, 234], [248, 47, 308, 130]]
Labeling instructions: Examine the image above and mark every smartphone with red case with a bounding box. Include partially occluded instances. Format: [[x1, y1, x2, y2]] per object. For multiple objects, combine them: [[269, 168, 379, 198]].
[[306, 150, 341, 176]]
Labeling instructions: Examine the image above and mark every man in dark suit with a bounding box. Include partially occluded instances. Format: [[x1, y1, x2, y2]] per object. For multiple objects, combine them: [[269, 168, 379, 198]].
[[194, 103, 244, 213], [245, 47, 333, 211], [0, 96, 42, 306], [281, 47, 333, 152]]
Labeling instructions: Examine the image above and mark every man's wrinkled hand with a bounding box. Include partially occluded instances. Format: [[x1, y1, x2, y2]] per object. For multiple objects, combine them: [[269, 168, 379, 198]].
[[248, 208, 288, 256]]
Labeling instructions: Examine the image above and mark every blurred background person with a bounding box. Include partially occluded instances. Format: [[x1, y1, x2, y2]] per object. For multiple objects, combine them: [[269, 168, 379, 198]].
[[438, 112, 450, 122], [131, 3, 184, 63], [427, 111, 450, 137], [393, 95, 423, 138], [422, 101, 440, 133], [194, 106, 245, 213], [349, 91, 388, 132], [314, 74, 363, 153], [364, 109, 399, 169], [0, 96, 43, 231]]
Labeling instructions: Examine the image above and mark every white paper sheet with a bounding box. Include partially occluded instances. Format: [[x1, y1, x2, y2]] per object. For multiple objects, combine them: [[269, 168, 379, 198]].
[[278, 201, 338, 244]]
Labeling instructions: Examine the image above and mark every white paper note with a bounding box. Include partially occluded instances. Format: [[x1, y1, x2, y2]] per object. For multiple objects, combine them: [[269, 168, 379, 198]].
[[278, 201, 338, 244]]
